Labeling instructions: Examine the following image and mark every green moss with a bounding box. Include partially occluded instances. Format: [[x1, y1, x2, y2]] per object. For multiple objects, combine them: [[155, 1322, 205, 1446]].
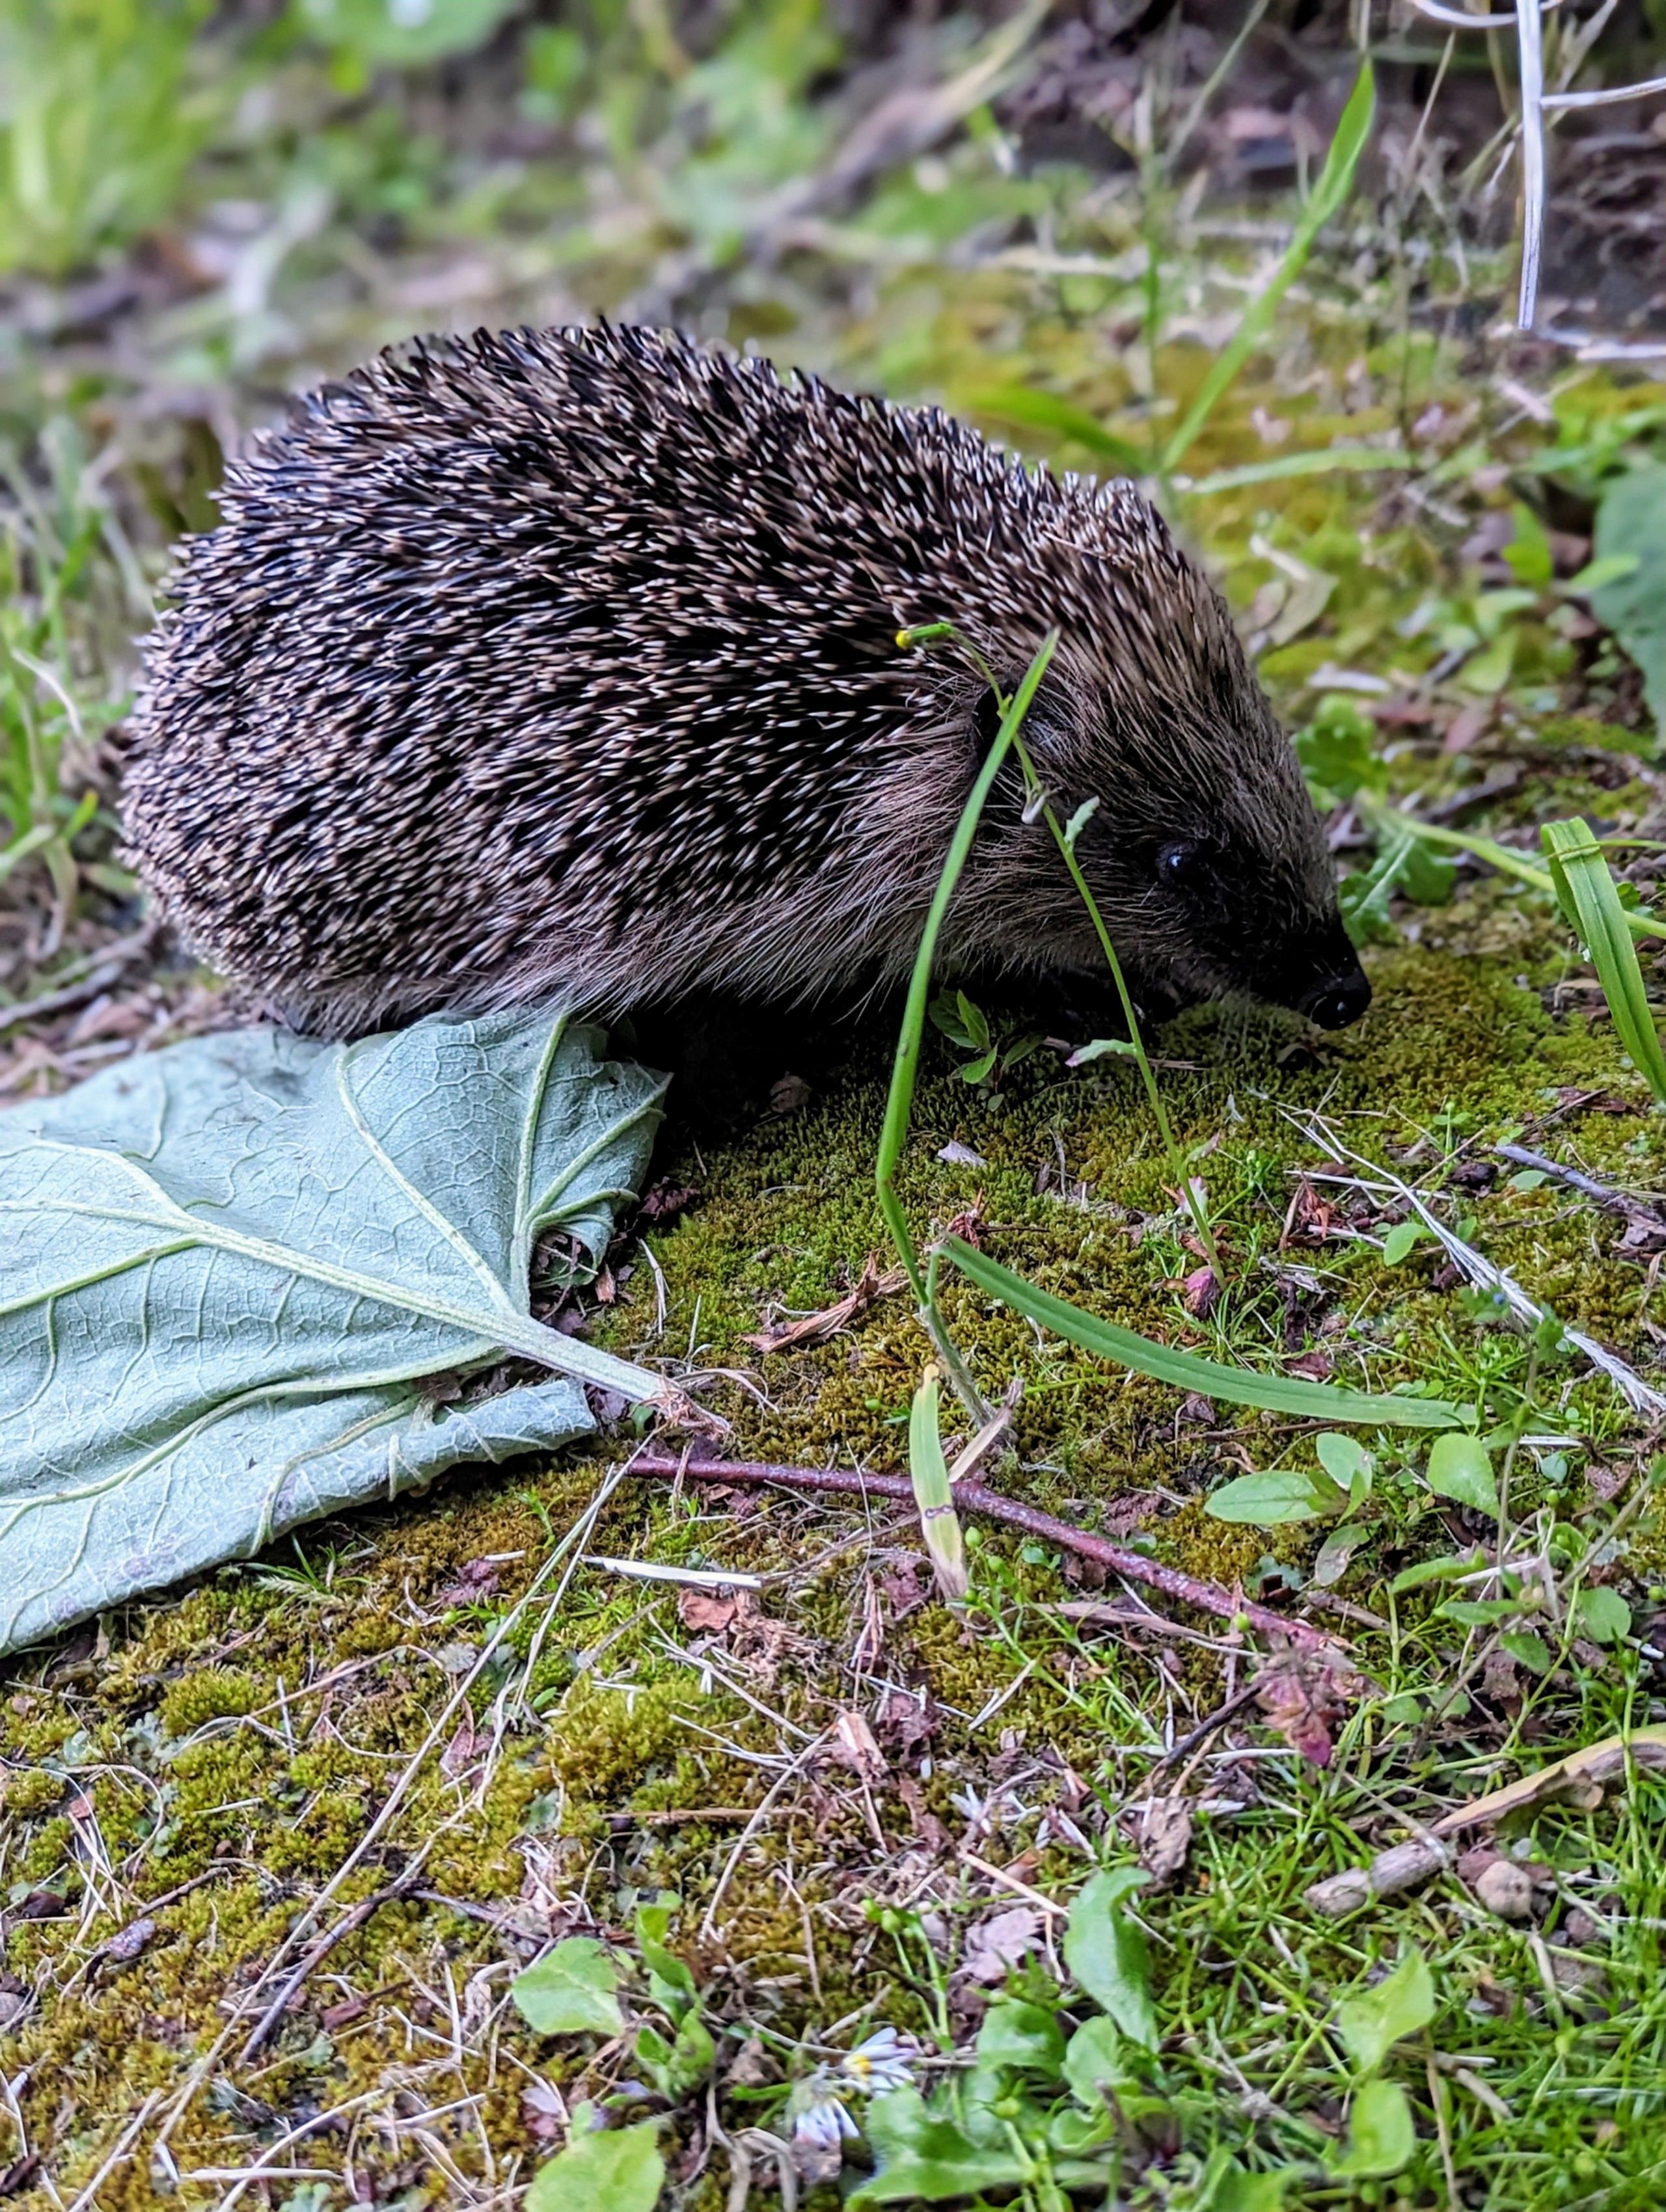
[[158, 1665, 266, 1735], [547, 1679, 693, 1807], [2, 1763, 67, 1817]]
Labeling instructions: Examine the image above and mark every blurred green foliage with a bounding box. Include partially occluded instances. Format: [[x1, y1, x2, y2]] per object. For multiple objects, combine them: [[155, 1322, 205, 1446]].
[[0, 0, 217, 276], [295, 0, 524, 81]]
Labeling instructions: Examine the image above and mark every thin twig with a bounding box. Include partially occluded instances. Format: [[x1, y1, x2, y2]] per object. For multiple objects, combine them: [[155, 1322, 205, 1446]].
[[1495, 1142, 1666, 1231], [1149, 1680, 1264, 1774], [627, 1457, 1342, 1654], [239, 1876, 418, 2064]]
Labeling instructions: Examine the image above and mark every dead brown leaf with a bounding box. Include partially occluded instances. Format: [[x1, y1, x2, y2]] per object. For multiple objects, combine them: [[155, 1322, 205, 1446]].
[[962, 1904, 1043, 1984], [1134, 1794, 1194, 1885], [1253, 1641, 1360, 1768], [874, 1686, 936, 1757], [677, 1586, 743, 1636], [440, 1714, 484, 1779], [830, 1708, 886, 1782], [743, 1252, 908, 1353]]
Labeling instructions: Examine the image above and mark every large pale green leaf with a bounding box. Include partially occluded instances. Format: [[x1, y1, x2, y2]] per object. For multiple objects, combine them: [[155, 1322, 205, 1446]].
[[0, 1008, 666, 1654]]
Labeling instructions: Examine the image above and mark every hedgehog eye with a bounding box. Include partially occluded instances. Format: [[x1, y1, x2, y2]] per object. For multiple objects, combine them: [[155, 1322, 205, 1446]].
[[1156, 840, 1201, 886]]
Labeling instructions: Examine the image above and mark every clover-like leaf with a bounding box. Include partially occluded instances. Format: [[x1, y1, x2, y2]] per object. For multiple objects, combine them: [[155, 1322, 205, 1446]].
[[513, 1938, 625, 2038], [1337, 1950, 1436, 2075], [0, 1008, 666, 1654], [1425, 1434, 1499, 1518], [1329, 2078, 1416, 2179]]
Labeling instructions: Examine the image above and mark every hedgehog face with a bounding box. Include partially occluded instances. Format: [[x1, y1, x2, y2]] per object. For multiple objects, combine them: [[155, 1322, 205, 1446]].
[[1018, 656, 1371, 1031]]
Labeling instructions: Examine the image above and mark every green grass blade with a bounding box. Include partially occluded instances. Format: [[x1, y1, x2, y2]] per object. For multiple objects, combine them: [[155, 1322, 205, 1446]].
[[1161, 62, 1374, 476], [908, 1367, 967, 1600], [875, 631, 1059, 1299], [961, 385, 1149, 474], [1542, 818, 1666, 1104], [1373, 804, 1666, 943], [943, 1237, 1462, 1427], [1181, 446, 1415, 496]]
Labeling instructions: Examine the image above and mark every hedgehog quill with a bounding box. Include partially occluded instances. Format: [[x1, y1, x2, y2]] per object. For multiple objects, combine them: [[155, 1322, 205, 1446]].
[[124, 323, 1371, 1041]]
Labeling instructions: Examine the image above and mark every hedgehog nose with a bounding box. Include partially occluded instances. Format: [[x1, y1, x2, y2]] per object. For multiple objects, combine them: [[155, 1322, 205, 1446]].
[[1300, 965, 1372, 1030]]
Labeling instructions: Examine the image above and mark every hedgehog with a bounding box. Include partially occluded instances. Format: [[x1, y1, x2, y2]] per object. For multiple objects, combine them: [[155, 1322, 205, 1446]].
[[122, 322, 1371, 1044]]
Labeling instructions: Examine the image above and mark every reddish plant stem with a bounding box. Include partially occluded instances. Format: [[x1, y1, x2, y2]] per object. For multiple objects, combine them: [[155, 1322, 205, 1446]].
[[628, 1456, 1340, 1655]]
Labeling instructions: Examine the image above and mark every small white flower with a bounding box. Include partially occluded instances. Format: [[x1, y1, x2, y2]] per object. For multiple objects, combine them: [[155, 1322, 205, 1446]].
[[791, 2088, 858, 2151], [841, 2027, 919, 2097]]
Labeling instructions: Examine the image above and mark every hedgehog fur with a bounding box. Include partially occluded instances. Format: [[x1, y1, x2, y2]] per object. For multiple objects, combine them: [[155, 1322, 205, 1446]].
[[122, 323, 1370, 1040]]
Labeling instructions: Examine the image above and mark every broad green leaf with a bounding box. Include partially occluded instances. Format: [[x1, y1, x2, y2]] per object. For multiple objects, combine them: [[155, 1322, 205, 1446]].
[[1382, 1221, 1430, 1265], [1337, 1950, 1436, 2074], [526, 2117, 664, 2212], [1063, 1868, 1156, 2051], [635, 1899, 698, 2011], [0, 1009, 666, 1656], [976, 1998, 1066, 2075], [1206, 1470, 1338, 1527], [1502, 1630, 1554, 1675], [1503, 502, 1555, 589], [956, 992, 990, 1051], [944, 1239, 1462, 1428], [1389, 1547, 1488, 1594], [636, 2008, 714, 2097], [1316, 1433, 1370, 1489], [297, 0, 523, 70], [850, 2088, 1035, 2205], [1425, 1434, 1499, 1518], [928, 991, 979, 1050], [1591, 466, 1666, 742], [1542, 818, 1666, 1103], [1063, 2016, 1124, 2106], [1183, 2149, 1299, 2212], [1047, 2105, 1116, 2157], [512, 1939, 624, 2038], [1330, 2077, 1416, 2178], [1294, 694, 1385, 806], [1576, 1586, 1633, 1645], [1163, 61, 1374, 471]]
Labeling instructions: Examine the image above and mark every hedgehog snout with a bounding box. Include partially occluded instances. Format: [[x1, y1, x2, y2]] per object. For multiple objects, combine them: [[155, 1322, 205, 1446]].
[[1272, 928, 1372, 1031]]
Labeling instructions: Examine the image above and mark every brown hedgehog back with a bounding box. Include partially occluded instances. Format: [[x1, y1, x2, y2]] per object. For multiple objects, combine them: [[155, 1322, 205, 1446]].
[[123, 323, 1369, 1040]]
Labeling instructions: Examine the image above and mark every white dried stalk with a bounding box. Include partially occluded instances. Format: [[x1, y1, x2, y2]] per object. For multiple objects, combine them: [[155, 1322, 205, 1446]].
[[1404, 0, 1666, 351], [1288, 1112, 1666, 1419]]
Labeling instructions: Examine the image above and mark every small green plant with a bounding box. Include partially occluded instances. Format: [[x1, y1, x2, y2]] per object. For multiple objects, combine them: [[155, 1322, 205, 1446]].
[[290, 0, 525, 83], [928, 988, 1042, 1094], [1207, 1431, 1374, 1528], [849, 1868, 1159, 2207], [512, 1896, 714, 2209], [0, 496, 114, 933], [874, 625, 1468, 1517]]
